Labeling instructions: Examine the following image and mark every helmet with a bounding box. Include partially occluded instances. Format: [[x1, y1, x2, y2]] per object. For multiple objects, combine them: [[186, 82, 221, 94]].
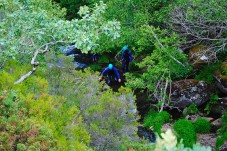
[[108, 64, 113, 70], [122, 45, 128, 51]]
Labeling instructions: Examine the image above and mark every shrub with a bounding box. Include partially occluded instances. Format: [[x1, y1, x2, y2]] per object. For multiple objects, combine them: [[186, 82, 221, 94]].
[[144, 111, 171, 134], [0, 60, 92, 150], [0, 91, 56, 151], [129, 61, 140, 71], [89, 64, 102, 71], [118, 140, 155, 151], [195, 63, 221, 84], [205, 94, 219, 114], [98, 55, 109, 64], [184, 104, 199, 116], [193, 118, 211, 133], [120, 129, 211, 151], [216, 113, 227, 150], [173, 119, 196, 148]]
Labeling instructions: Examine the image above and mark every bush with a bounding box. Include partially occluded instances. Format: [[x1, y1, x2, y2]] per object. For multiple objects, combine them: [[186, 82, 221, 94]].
[[173, 119, 197, 148], [89, 64, 102, 71], [193, 118, 211, 133], [144, 111, 170, 134], [0, 91, 56, 151], [98, 55, 109, 64], [195, 63, 221, 84], [129, 61, 140, 71], [118, 140, 155, 151], [184, 104, 199, 116], [216, 113, 227, 150], [216, 137, 225, 151]]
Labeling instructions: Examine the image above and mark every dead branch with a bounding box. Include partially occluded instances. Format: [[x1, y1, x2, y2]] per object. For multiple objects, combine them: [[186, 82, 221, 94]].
[[169, 5, 227, 60], [14, 68, 36, 84], [14, 40, 65, 84]]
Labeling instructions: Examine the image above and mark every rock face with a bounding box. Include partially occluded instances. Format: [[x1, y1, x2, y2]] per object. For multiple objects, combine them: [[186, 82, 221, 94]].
[[170, 79, 210, 108], [60, 45, 81, 56], [59, 45, 89, 70]]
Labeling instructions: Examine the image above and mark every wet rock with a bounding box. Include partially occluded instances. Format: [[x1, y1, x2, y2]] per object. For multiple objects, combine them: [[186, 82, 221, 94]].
[[170, 79, 210, 108], [60, 45, 81, 56], [137, 126, 156, 143], [59, 45, 90, 69]]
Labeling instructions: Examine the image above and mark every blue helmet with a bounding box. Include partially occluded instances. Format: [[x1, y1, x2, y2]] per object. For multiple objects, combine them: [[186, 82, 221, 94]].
[[108, 64, 113, 70], [122, 45, 128, 51]]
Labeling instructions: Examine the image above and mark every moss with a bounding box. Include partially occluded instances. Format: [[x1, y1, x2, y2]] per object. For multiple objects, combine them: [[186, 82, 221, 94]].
[[143, 111, 170, 134], [193, 118, 211, 133], [214, 62, 227, 80], [173, 119, 196, 148]]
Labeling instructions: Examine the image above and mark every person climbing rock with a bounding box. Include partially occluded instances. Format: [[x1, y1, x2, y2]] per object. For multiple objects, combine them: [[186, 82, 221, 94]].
[[92, 54, 98, 63], [99, 64, 121, 85], [120, 45, 133, 73]]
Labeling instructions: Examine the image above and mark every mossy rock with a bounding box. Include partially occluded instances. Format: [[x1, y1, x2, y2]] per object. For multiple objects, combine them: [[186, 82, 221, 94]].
[[214, 62, 227, 87], [170, 79, 210, 108], [214, 62, 227, 78], [188, 45, 215, 68]]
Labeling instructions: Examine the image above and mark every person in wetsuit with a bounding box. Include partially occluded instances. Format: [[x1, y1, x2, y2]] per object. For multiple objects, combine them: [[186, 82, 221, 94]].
[[99, 64, 121, 85]]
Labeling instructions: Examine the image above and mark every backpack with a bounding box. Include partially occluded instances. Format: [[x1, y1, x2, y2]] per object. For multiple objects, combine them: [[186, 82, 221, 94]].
[[123, 49, 130, 61]]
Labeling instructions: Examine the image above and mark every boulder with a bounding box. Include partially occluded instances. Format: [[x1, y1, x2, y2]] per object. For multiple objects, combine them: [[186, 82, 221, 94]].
[[188, 45, 215, 68], [170, 79, 210, 108], [211, 118, 222, 130]]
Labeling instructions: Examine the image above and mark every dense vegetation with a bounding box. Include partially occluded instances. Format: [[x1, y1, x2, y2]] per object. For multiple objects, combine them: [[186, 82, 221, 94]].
[[0, 0, 226, 150]]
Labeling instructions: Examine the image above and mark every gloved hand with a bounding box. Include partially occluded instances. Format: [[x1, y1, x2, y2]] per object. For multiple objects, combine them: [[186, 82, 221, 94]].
[[118, 79, 121, 83]]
